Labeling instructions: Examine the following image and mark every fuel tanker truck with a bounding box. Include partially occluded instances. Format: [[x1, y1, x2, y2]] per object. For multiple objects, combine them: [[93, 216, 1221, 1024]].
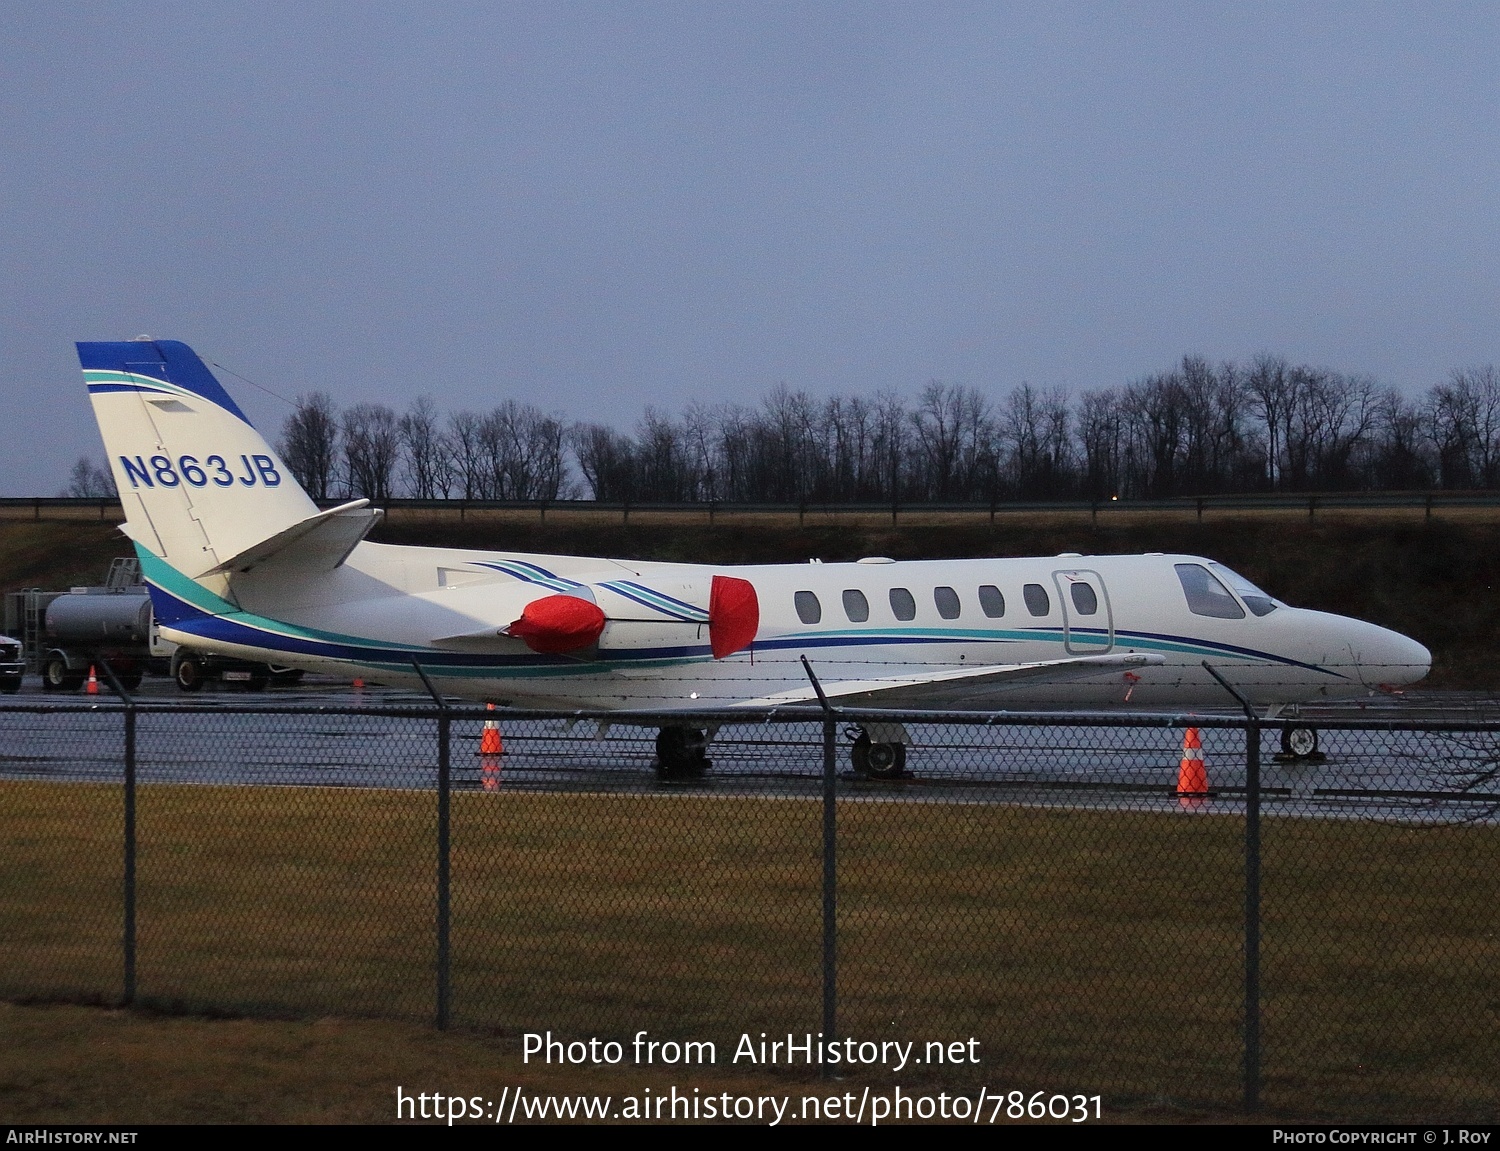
[[40, 588, 154, 690], [4, 559, 302, 692]]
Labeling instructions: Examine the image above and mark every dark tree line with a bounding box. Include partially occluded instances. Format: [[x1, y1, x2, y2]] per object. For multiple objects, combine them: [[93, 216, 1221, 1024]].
[[273, 357, 1500, 504]]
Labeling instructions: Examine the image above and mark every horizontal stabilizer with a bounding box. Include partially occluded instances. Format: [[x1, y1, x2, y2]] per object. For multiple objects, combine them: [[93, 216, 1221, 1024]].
[[741, 652, 1167, 709], [207, 499, 382, 575]]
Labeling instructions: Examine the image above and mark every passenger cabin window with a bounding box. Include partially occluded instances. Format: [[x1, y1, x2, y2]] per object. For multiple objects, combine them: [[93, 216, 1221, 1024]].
[[978, 585, 1005, 618], [1175, 564, 1245, 619], [889, 587, 917, 621], [794, 590, 822, 625], [1023, 583, 1051, 617], [842, 589, 870, 623], [1069, 582, 1099, 615], [934, 586, 961, 619]]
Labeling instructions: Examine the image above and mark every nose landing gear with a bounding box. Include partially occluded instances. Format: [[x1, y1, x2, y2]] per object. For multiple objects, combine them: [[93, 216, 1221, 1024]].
[[1278, 724, 1323, 761]]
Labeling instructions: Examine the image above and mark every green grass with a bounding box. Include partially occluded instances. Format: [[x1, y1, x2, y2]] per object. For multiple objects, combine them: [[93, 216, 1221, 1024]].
[[3, 780, 1498, 1121]]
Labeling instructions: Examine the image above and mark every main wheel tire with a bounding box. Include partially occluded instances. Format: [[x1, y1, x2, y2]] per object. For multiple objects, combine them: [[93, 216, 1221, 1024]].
[[44, 657, 83, 692], [1281, 725, 1320, 759], [0, 675, 21, 694], [118, 671, 143, 692], [655, 726, 709, 780], [174, 655, 206, 693], [851, 734, 907, 780]]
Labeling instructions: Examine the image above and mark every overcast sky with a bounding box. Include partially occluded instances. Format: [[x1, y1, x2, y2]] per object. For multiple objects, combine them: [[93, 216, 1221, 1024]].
[[3, 2, 1498, 494]]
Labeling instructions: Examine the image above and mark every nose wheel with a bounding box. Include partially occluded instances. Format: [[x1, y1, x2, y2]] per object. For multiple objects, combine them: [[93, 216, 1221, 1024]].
[[1279, 725, 1322, 761]]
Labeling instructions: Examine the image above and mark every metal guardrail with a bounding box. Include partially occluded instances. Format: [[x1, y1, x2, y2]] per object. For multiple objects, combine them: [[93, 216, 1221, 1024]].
[[7, 490, 1500, 525]]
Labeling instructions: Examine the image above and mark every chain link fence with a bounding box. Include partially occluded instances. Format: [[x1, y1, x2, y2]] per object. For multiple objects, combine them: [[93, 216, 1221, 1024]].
[[2, 695, 1497, 1120]]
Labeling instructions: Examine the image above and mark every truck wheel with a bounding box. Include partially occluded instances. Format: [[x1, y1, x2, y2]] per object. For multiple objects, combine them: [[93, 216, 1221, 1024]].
[[44, 657, 84, 692], [175, 655, 206, 692], [0, 675, 21, 694]]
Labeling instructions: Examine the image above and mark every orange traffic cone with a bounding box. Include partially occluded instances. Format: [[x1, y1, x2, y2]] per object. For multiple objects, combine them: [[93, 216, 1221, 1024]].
[[86, 665, 99, 695], [479, 703, 504, 756], [1176, 727, 1208, 796]]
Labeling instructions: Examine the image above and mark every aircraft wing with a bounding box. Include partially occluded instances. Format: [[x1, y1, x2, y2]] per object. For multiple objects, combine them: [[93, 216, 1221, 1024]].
[[741, 652, 1166, 709]]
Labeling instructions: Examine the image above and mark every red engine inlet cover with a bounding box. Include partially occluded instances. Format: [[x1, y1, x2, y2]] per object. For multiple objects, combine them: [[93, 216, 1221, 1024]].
[[708, 575, 759, 659], [508, 595, 606, 654]]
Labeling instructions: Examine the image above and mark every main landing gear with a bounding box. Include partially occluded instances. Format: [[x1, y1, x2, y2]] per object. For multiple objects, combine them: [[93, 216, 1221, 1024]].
[[655, 725, 710, 780], [846, 725, 908, 780]]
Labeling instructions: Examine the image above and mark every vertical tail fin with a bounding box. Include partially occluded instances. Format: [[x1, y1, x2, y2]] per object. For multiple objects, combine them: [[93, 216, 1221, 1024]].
[[79, 339, 321, 579]]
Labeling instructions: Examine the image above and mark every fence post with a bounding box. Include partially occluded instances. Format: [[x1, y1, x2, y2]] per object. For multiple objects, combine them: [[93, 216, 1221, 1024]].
[[97, 660, 136, 1006], [412, 659, 451, 1030], [800, 657, 838, 1076], [1244, 712, 1261, 1111], [1202, 661, 1261, 1112]]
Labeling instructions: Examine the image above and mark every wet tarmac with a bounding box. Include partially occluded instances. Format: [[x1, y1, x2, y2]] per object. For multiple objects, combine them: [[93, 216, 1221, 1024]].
[[2, 677, 1498, 823]]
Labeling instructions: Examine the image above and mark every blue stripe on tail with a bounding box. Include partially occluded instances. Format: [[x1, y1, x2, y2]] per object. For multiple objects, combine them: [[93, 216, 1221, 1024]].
[[77, 340, 251, 425]]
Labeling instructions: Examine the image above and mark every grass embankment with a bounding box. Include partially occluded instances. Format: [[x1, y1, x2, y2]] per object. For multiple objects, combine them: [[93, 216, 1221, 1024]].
[[3, 780, 1497, 1121], [4, 510, 1498, 688]]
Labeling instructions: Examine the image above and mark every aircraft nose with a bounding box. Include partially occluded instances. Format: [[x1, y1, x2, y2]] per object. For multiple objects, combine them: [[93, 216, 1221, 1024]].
[[1359, 627, 1431, 688]]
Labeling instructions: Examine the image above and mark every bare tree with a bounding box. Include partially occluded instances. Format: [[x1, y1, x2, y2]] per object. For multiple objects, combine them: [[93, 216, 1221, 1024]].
[[572, 423, 635, 501], [681, 403, 721, 502], [1245, 355, 1293, 491], [1366, 389, 1432, 490], [634, 408, 698, 501], [1077, 389, 1123, 500], [399, 396, 452, 499], [1000, 384, 1074, 499], [1119, 373, 1186, 498], [64, 456, 117, 497], [911, 382, 993, 500], [480, 401, 567, 500], [1426, 366, 1500, 489], [342, 403, 401, 502], [279, 393, 340, 500], [1280, 369, 1377, 490], [446, 411, 487, 499], [872, 391, 909, 502]]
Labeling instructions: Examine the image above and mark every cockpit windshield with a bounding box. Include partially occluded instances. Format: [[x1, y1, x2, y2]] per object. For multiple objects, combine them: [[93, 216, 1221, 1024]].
[[1209, 563, 1281, 616]]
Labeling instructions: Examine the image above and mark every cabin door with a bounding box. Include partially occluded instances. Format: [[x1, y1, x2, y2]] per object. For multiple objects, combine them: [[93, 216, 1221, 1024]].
[[1052, 569, 1113, 655]]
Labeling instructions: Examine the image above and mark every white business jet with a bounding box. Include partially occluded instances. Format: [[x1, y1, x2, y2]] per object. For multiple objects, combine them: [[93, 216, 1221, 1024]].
[[78, 340, 1430, 777]]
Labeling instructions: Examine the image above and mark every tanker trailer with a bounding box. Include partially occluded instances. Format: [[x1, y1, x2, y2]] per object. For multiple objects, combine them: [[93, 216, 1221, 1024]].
[[41, 589, 152, 690]]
